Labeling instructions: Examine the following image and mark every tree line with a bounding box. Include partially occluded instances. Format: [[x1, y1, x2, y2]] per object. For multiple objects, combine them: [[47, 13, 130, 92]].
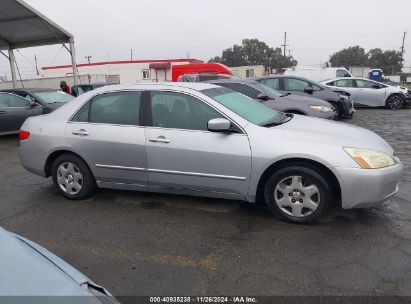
[[210, 39, 403, 75]]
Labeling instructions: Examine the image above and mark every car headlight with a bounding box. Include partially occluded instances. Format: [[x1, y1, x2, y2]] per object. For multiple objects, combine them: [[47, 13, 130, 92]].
[[309, 105, 333, 113], [344, 147, 396, 169], [339, 94, 349, 100]]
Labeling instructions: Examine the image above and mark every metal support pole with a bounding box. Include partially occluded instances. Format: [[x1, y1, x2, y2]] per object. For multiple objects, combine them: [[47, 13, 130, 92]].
[[69, 37, 78, 85], [8, 49, 17, 88]]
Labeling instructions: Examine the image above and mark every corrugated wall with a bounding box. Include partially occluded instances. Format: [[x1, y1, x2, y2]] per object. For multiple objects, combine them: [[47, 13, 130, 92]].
[[0, 74, 119, 90]]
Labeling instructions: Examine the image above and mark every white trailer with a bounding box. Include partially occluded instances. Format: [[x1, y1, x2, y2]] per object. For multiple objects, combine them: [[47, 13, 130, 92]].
[[284, 67, 352, 82]]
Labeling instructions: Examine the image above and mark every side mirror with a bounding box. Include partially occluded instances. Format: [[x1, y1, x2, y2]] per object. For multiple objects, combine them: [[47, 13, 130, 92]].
[[372, 84, 380, 89], [208, 118, 232, 132], [257, 93, 269, 101], [304, 87, 314, 94]]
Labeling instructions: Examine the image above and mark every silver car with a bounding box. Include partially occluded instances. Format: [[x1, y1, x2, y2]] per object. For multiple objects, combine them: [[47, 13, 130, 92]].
[[0, 226, 118, 303], [320, 77, 408, 109], [19, 83, 403, 224]]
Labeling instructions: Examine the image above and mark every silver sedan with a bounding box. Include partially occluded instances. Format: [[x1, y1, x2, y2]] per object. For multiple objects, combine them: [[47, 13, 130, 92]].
[[19, 83, 403, 224], [320, 77, 408, 109]]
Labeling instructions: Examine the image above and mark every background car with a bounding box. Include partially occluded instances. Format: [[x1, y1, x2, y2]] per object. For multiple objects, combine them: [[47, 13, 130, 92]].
[[320, 77, 409, 109], [71, 83, 110, 97], [1, 88, 74, 113], [255, 75, 354, 119], [177, 73, 235, 82], [0, 226, 118, 302], [206, 79, 335, 119], [0, 92, 44, 135]]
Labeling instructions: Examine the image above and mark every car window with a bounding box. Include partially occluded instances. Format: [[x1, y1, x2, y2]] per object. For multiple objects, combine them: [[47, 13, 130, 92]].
[[356, 79, 381, 89], [284, 78, 310, 91], [259, 78, 280, 90], [0, 93, 30, 107], [72, 91, 141, 125], [312, 84, 322, 91], [336, 69, 351, 78], [216, 83, 261, 99], [201, 87, 280, 126], [32, 91, 74, 104], [334, 79, 354, 87], [150, 91, 223, 131]]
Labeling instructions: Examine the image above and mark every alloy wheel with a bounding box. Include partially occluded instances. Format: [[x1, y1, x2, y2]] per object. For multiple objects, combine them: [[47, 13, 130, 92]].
[[57, 162, 83, 195], [274, 175, 320, 217]]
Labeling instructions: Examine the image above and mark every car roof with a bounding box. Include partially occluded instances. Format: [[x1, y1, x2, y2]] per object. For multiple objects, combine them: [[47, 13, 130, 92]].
[[204, 78, 258, 85], [96, 82, 221, 92]]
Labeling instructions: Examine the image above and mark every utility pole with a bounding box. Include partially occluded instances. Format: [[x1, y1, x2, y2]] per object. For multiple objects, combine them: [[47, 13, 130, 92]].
[[401, 31, 407, 62], [34, 54, 39, 76], [130, 49, 133, 61], [281, 32, 289, 57], [85, 56, 92, 64]]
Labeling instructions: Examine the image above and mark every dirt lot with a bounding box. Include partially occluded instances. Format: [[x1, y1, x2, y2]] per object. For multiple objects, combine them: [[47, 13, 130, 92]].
[[0, 108, 410, 297]]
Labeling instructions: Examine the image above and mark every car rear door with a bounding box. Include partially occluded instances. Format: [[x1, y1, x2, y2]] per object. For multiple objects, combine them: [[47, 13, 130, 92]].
[[144, 90, 251, 197], [66, 90, 148, 186], [0, 93, 42, 133]]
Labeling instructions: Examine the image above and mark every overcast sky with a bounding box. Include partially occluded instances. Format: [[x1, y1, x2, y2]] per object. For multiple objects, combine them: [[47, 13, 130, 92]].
[[1, 0, 410, 79]]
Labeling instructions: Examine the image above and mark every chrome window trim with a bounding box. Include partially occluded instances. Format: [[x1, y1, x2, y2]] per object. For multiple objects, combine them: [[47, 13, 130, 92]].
[[95, 164, 247, 181]]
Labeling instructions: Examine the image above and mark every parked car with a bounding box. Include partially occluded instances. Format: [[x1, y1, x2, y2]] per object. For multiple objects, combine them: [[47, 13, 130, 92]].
[[1, 88, 74, 112], [0, 226, 118, 302], [255, 75, 354, 118], [320, 77, 409, 109], [71, 83, 110, 97], [19, 83, 403, 224], [206, 79, 335, 119], [177, 73, 234, 82], [283, 67, 352, 82]]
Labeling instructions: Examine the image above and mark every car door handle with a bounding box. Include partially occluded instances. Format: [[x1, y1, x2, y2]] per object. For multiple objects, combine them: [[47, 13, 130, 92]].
[[0, 110, 7, 114], [149, 136, 170, 143], [72, 129, 90, 136]]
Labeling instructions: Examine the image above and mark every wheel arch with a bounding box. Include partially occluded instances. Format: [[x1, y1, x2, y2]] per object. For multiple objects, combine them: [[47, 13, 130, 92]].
[[44, 149, 94, 178], [255, 157, 341, 206]]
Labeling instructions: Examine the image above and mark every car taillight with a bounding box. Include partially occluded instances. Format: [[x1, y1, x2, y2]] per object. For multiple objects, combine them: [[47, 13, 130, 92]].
[[19, 130, 30, 141]]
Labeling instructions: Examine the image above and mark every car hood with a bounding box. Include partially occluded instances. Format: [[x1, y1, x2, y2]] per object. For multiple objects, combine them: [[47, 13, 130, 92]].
[[272, 114, 393, 154], [278, 93, 332, 107], [0, 227, 109, 300]]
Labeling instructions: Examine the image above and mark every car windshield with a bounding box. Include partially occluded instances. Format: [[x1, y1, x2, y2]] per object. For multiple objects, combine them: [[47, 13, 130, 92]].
[[201, 87, 282, 126], [249, 82, 283, 98], [32, 91, 74, 104]]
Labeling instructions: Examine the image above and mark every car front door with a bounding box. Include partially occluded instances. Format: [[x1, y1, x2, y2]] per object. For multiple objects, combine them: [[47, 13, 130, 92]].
[[66, 91, 148, 186], [0, 93, 42, 134], [145, 90, 251, 198], [354, 79, 386, 107], [330, 79, 358, 102]]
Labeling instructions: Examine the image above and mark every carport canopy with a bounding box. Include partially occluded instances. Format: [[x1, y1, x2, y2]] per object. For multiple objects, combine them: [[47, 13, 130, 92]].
[[0, 0, 78, 87]]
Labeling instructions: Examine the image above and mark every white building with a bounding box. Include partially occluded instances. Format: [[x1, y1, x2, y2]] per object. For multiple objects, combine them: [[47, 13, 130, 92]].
[[229, 65, 265, 78], [42, 58, 203, 84]]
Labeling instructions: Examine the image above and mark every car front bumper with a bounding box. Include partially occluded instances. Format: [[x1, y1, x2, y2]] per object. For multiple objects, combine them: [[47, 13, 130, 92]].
[[335, 163, 403, 209]]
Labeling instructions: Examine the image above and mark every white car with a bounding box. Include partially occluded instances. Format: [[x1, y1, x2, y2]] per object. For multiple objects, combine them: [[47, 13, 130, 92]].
[[320, 77, 408, 109]]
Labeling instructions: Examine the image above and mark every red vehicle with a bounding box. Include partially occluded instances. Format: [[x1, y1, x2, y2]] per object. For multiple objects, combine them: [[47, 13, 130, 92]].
[[172, 63, 233, 82]]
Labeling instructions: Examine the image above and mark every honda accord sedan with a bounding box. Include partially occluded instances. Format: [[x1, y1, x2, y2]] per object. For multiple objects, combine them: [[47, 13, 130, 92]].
[[19, 83, 403, 224]]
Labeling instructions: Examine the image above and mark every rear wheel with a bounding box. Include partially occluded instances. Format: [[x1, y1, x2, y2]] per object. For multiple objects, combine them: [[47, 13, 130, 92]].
[[386, 94, 404, 110], [52, 154, 97, 200], [264, 166, 332, 224]]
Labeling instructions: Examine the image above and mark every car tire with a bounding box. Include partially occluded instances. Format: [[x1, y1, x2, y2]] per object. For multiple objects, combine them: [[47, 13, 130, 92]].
[[386, 94, 405, 110], [52, 153, 97, 200], [264, 165, 332, 224], [329, 102, 341, 119]]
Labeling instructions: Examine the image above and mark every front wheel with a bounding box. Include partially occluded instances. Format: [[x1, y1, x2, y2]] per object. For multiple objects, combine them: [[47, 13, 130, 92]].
[[386, 94, 404, 110], [264, 166, 332, 224], [52, 154, 97, 200]]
